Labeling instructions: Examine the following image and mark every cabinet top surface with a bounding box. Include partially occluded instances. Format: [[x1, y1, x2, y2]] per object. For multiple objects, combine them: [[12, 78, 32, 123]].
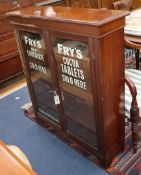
[[6, 6, 129, 26]]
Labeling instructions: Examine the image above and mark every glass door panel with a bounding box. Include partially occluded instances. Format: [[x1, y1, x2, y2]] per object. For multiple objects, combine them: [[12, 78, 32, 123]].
[[52, 37, 97, 148], [19, 31, 59, 123]]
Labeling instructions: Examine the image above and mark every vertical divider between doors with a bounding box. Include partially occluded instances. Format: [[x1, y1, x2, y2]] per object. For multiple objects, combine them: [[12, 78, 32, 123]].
[[42, 30, 67, 132]]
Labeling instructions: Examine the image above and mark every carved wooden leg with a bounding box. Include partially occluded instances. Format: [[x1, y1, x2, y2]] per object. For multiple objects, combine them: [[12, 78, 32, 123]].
[[135, 49, 140, 70], [130, 106, 139, 153], [125, 76, 139, 153]]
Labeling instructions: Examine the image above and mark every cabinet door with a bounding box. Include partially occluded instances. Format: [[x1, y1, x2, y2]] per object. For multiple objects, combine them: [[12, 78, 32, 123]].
[[18, 30, 61, 124], [51, 35, 97, 148]]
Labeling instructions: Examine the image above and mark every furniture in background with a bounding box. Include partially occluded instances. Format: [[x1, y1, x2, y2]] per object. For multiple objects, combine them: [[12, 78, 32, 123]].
[[7, 145, 32, 169], [0, 140, 36, 175], [112, 3, 141, 70], [123, 8, 141, 153], [66, 0, 94, 8], [0, 0, 32, 83], [124, 37, 141, 69], [112, 0, 132, 10], [66, 0, 141, 9], [125, 8, 141, 42], [33, 0, 67, 6], [7, 6, 128, 167], [125, 72, 139, 153], [124, 8, 141, 69]]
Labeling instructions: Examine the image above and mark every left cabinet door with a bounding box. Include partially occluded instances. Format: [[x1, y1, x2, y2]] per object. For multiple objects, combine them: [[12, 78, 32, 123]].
[[17, 30, 62, 126]]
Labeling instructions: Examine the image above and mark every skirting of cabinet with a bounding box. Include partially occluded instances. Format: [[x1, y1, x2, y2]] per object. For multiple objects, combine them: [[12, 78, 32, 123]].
[[0, 53, 23, 83]]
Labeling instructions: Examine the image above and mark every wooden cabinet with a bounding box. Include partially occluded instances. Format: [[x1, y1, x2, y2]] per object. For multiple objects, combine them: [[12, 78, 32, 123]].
[[0, 0, 32, 83], [7, 6, 128, 167]]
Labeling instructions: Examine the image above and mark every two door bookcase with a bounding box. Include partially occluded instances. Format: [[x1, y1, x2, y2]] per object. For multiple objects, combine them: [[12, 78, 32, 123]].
[[7, 6, 128, 167]]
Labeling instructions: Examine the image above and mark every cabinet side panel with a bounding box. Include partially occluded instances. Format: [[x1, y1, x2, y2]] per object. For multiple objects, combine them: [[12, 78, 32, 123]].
[[99, 27, 125, 164]]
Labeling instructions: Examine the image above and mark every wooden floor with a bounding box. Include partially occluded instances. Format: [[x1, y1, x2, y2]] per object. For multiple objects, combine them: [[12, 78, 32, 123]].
[[0, 75, 26, 99]]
